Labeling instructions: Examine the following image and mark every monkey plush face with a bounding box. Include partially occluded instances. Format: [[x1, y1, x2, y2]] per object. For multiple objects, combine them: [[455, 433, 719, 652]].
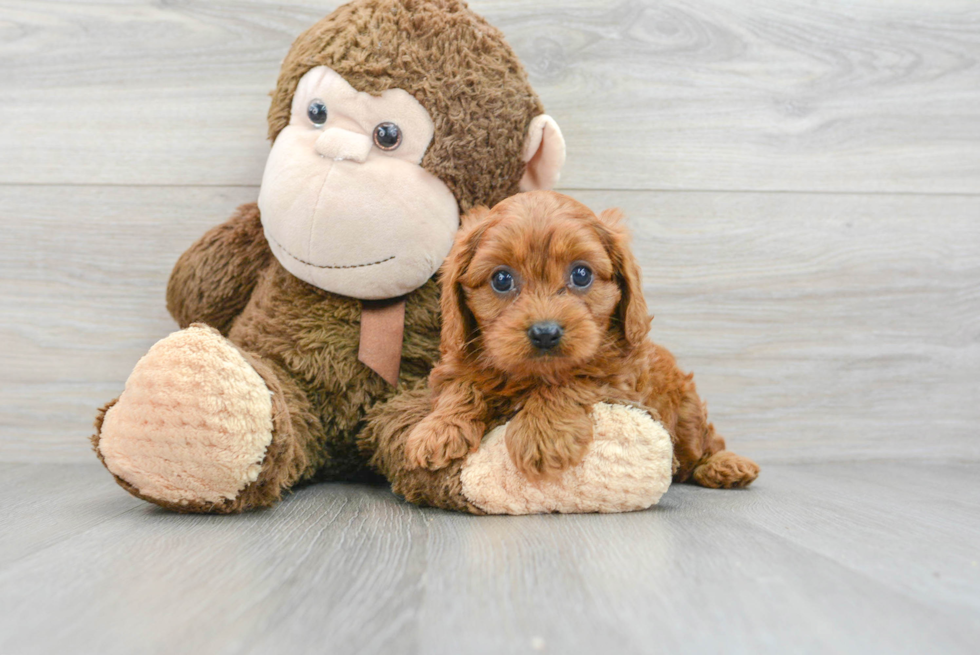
[[258, 66, 460, 300]]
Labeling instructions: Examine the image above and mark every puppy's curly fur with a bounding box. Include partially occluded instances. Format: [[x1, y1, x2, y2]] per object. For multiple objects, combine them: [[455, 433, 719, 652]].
[[405, 191, 759, 487]]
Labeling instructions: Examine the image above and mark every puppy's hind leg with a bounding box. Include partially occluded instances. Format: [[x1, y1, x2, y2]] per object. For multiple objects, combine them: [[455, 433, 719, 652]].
[[692, 449, 760, 489], [671, 391, 759, 489]]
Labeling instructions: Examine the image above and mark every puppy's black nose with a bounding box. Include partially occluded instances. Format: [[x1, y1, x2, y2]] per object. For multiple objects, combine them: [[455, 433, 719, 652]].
[[527, 321, 563, 351]]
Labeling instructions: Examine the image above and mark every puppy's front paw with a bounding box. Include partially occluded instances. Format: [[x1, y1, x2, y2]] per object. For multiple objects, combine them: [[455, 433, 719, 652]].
[[504, 412, 592, 483], [404, 416, 484, 471], [511, 438, 587, 484]]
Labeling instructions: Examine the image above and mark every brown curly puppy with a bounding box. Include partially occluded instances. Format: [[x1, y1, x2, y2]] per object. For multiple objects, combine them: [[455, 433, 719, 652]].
[[405, 190, 759, 488]]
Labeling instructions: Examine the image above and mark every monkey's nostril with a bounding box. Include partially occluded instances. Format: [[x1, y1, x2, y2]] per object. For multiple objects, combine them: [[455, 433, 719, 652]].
[[527, 321, 563, 351]]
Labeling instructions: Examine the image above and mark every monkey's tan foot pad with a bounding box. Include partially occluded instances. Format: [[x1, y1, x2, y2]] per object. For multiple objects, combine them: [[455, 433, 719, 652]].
[[459, 403, 673, 514], [98, 325, 274, 507]]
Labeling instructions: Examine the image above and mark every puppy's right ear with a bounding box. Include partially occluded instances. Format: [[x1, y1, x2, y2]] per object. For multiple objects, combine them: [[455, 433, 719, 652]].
[[460, 205, 491, 230], [439, 208, 491, 358]]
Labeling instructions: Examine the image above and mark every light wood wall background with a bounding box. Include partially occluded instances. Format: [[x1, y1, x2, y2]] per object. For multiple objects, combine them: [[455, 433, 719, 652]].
[[1, 0, 978, 463]]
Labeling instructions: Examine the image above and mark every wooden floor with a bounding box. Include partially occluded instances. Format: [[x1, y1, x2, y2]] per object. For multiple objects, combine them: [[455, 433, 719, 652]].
[[2, 1, 979, 652], [0, 461, 978, 655]]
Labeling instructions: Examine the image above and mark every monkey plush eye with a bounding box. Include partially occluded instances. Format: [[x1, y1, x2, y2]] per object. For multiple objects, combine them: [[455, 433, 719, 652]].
[[490, 268, 516, 294], [373, 122, 402, 151], [307, 99, 328, 127], [569, 264, 593, 289]]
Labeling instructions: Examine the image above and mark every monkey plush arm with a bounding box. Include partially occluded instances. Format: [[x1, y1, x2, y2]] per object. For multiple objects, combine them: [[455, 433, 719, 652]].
[[166, 202, 273, 334]]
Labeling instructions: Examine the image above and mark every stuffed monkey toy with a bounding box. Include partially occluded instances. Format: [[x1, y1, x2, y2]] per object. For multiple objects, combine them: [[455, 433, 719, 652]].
[[92, 0, 674, 514]]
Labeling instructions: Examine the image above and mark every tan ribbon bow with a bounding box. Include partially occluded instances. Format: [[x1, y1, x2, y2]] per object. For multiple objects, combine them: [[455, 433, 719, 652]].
[[357, 298, 407, 386]]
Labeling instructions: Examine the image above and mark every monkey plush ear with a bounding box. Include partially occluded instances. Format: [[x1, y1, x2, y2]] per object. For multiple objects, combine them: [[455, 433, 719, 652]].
[[520, 115, 566, 192]]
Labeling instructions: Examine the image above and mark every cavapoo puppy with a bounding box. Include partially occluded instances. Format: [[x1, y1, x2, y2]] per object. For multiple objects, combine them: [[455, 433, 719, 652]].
[[405, 190, 759, 488]]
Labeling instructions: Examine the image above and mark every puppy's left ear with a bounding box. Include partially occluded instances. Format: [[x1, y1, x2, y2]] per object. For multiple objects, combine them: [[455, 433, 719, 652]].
[[598, 208, 651, 347]]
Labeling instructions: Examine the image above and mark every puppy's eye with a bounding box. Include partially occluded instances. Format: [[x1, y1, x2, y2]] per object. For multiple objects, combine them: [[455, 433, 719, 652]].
[[569, 264, 593, 289], [307, 99, 328, 127], [373, 122, 402, 151], [490, 268, 515, 293]]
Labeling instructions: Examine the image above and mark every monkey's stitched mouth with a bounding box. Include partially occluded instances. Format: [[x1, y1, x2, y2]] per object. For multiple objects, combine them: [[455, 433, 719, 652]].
[[269, 236, 395, 270]]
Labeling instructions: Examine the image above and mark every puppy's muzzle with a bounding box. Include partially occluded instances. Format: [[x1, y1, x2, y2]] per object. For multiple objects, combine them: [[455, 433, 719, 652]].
[[527, 321, 563, 352]]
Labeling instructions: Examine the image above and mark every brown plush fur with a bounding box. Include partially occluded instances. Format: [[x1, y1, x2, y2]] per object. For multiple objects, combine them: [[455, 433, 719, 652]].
[[404, 191, 760, 487], [92, 0, 547, 513], [267, 0, 543, 213], [166, 203, 273, 335]]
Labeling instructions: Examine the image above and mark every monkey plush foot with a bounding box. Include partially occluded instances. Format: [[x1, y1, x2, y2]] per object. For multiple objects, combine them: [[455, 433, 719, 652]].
[[459, 403, 674, 514], [96, 325, 274, 509]]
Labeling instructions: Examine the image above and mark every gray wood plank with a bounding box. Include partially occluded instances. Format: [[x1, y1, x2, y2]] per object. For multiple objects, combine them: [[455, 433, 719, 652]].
[[0, 462, 977, 654], [2, 185, 977, 463], [414, 479, 979, 655], [726, 461, 980, 612], [0, 478, 432, 655], [0, 463, 142, 564], [1, 1, 979, 192]]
